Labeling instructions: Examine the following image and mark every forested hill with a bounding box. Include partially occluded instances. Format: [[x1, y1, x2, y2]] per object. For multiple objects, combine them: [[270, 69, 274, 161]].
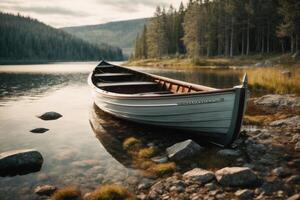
[[0, 12, 123, 63], [134, 1, 300, 60], [62, 18, 148, 56]]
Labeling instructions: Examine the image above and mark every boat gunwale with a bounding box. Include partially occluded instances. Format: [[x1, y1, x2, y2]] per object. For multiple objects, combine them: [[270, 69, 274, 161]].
[[88, 73, 239, 101]]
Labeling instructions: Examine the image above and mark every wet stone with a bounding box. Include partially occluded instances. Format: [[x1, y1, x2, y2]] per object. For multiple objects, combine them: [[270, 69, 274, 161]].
[[37, 111, 62, 120], [0, 149, 43, 176], [30, 128, 49, 134]]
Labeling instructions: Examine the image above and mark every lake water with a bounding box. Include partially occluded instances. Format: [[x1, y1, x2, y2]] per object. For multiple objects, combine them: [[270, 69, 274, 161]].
[[0, 62, 244, 199]]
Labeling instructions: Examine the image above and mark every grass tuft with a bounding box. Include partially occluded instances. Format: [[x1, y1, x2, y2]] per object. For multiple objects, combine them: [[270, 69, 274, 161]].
[[51, 186, 81, 200], [138, 147, 156, 158], [87, 184, 136, 200], [123, 137, 141, 151], [246, 67, 300, 94], [151, 162, 176, 176]]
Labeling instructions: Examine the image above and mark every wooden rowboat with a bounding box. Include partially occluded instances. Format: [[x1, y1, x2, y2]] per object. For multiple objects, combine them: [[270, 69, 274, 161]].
[[88, 61, 248, 147]]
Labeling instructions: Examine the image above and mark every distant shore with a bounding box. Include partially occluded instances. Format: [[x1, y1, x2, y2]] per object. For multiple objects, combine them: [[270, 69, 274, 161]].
[[125, 54, 300, 69], [0, 59, 124, 65]]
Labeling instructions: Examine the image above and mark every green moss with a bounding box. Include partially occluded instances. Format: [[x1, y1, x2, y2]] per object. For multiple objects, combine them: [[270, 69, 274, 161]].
[[123, 137, 141, 151], [87, 184, 136, 200], [151, 162, 176, 176], [51, 186, 81, 200]]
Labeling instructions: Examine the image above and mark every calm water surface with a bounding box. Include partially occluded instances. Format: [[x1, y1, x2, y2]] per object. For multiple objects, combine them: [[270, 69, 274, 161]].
[[0, 62, 243, 199]]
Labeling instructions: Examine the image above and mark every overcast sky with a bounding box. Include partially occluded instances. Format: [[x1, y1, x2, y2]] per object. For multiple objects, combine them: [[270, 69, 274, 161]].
[[0, 0, 188, 28]]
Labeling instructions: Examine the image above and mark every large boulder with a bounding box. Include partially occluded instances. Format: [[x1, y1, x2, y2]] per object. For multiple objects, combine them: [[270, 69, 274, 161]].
[[37, 111, 62, 120], [215, 167, 260, 187], [166, 139, 203, 161], [183, 168, 215, 184], [0, 149, 43, 176]]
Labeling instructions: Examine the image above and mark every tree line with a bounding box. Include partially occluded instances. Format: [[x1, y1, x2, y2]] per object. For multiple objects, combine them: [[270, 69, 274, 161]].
[[0, 12, 123, 62], [133, 0, 300, 60]]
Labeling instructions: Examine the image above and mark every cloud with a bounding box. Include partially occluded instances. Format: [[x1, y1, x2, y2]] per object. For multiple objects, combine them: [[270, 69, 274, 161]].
[[94, 0, 179, 12], [8, 5, 86, 16], [0, 0, 188, 27]]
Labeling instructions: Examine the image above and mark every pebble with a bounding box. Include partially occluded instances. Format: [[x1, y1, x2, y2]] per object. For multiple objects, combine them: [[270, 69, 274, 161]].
[[235, 189, 254, 200], [34, 185, 57, 196]]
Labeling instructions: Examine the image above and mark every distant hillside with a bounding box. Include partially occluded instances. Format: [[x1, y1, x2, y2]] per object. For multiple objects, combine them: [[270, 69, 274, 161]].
[[0, 12, 123, 63], [62, 18, 149, 56]]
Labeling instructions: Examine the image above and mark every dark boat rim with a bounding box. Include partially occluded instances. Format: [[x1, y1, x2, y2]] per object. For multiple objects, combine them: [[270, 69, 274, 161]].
[[88, 61, 242, 100]]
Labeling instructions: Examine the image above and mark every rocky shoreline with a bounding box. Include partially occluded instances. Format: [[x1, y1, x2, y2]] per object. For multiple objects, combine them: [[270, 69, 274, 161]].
[[1, 94, 299, 200]]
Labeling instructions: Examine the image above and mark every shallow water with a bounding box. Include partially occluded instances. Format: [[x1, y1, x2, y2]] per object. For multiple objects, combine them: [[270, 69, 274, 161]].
[[0, 62, 244, 199]]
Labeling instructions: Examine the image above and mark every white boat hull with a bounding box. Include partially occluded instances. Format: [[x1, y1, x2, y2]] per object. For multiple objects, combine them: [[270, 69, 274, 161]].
[[88, 61, 248, 146], [92, 88, 245, 146]]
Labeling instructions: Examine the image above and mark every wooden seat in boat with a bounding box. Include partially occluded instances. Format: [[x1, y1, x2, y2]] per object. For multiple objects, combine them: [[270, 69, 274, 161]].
[[97, 81, 157, 88], [94, 73, 133, 77]]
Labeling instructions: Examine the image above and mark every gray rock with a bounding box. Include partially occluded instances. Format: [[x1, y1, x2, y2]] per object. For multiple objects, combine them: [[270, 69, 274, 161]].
[[166, 139, 203, 161], [183, 168, 215, 184], [205, 182, 217, 190], [217, 149, 241, 157], [286, 175, 300, 185], [215, 167, 260, 187], [137, 194, 147, 200], [151, 156, 168, 163], [291, 134, 300, 143], [264, 60, 273, 66], [235, 189, 254, 200], [30, 128, 49, 134], [37, 111, 62, 120], [34, 184, 57, 196], [254, 95, 300, 108], [270, 116, 300, 127], [138, 181, 153, 190], [292, 52, 299, 58], [272, 167, 290, 177], [287, 194, 300, 200], [0, 149, 43, 176], [261, 180, 285, 195], [255, 62, 264, 67], [83, 192, 91, 200]]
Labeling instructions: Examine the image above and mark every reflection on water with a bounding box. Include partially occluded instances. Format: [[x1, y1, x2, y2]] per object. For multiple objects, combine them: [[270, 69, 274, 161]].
[[89, 104, 241, 172], [0, 62, 244, 200]]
